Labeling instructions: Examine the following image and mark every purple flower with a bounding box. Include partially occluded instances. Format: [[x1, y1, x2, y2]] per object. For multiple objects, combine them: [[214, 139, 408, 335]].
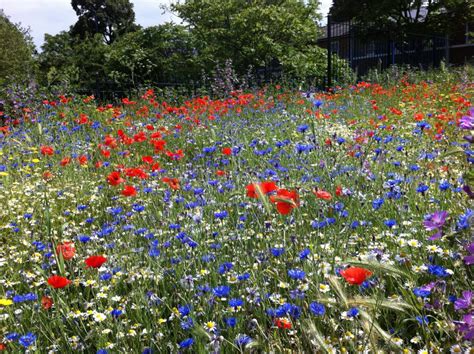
[[454, 312, 474, 340], [459, 107, 474, 130], [464, 243, 474, 266], [463, 185, 474, 199], [464, 135, 474, 144], [454, 291, 472, 311], [423, 211, 448, 231], [423, 211, 448, 240]]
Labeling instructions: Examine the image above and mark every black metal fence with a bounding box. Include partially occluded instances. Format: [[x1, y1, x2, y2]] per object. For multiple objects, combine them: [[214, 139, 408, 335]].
[[320, 17, 449, 87]]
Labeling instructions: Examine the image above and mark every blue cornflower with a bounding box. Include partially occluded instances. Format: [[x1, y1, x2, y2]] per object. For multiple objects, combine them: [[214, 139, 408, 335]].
[[213, 285, 230, 298], [313, 99, 323, 108], [234, 334, 252, 347], [416, 184, 429, 193], [179, 338, 194, 349], [178, 304, 191, 317], [149, 247, 160, 257], [372, 198, 385, 210], [416, 316, 429, 325], [110, 309, 123, 318], [457, 209, 473, 230], [238, 273, 250, 281], [270, 247, 285, 257], [5, 332, 19, 341], [288, 268, 306, 280], [309, 302, 325, 316], [439, 181, 451, 191], [100, 273, 112, 281], [347, 307, 359, 317], [13, 293, 38, 303], [384, 219, 397, 228], [132, 204, 145, 212], [180, 317, 194, 330], [218, 262, 233, 274], [297, 124, 309, 133], [225, 317, 237, 327], [18, 332, 36, 348], [214, 210, 228, 219], [299, 248, 310, 260], [428, 264, 450, 277], [229, 298, 244, 307]]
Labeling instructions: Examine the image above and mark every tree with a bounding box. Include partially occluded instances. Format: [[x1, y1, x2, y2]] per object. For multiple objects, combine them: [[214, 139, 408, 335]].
[[107, 23, 199, 89], [330, 0, 473, 37], [70, 0, 139, 44], [0, 10, 35, 85], [170, 0, 322, 76], [37, 31, 78, 89], [38, 31, 109, 93]]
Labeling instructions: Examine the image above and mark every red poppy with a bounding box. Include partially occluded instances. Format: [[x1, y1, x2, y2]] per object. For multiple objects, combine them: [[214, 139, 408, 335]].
[[121, 185, 137, 197], [42, 171, 54, 180], [269, 189, 300, 215], [104, 135, 118, 148], [40, 146, 54, 156], [0, 343, 6, 351], [124, 168, 148, 179], [165, 149, 184, 160], [41, 295, 53, 310], [77, 155, 88, 165], [216, 170, 226, 176], [246, 181, 278, 198], [162, 177, 180, 190], [222, 147, 232, 155], [60, 157, 71, 166], [56, 242, 76, 260], [313, 189, 332, 200], [274, 318, 292, 329], [335, 185, 343, 197], [340, 267, 372, 285], [85, 255, 107, 268], [47, 275, 71, 289], [142, 155, 153, 164], [134, 131, 147, 143], [107, 171, 124, 186]]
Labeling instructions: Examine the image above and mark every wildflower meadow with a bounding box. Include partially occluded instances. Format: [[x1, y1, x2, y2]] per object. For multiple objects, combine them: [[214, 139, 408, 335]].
[[0, 79, 473, 353]]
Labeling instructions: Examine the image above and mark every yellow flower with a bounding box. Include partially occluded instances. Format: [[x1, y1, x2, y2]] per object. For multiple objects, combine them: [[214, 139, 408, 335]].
[[31, 158, 40, 163], [0, 172, 8, 177], [0, 299, 13, 306]]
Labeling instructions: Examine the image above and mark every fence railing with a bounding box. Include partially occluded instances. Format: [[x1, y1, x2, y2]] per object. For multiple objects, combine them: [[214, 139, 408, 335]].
[[320, 17, 450, 87]]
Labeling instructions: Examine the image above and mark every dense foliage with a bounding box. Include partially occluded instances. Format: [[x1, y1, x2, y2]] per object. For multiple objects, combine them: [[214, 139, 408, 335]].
[[0, 11, 35, 86], [0, 75, 473, 352], [70, 0, 139, 44], [32, 0, 346, 94], [331, 0, 474, 38]]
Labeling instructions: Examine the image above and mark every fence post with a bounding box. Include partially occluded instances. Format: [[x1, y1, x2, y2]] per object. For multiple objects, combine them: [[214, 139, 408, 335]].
[[386, 36, 391, 69], [445, 35, 450, 64], [327, 15, 332, 90]]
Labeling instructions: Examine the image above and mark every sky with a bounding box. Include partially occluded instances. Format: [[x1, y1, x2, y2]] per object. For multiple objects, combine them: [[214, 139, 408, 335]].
[[0, 0, 333, 50]]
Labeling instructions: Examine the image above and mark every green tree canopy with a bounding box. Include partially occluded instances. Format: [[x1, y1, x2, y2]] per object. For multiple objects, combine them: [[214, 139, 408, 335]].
[[0, 10, 35, 85], [70, 0, 139, 44], [170, 0, 322, 76], [38, 31, 109, 93], [107, 23, 199, 88]]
